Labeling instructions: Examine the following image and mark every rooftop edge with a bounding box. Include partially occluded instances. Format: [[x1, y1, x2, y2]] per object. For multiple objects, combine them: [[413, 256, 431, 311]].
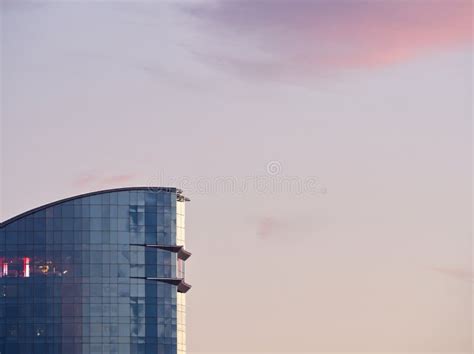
[[0, 186, 189, 228]]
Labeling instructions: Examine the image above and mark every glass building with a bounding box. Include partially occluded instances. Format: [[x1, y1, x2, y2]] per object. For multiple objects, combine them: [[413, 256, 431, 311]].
[[0, 187, 191, 354]]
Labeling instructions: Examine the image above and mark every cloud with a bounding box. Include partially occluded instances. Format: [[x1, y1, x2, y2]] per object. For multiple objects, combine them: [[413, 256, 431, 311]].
[[432, 266, 474, 283], [256, 216, 281, 240], [183, 0, 472, 79], [74, 173, 136, 189], [100, 174, 136, 185], [254, 211, 327, 241]]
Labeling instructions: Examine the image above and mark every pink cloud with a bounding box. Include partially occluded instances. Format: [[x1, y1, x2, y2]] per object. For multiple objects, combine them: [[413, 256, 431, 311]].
[[74, 173, 136, 189], [254, 212, 327, 241], [185, 0, 472, 78], [74, 174, 98, 188], [432, 266, 474, 283], [100, 174, 136, 185], [256, 216, 280, 240]]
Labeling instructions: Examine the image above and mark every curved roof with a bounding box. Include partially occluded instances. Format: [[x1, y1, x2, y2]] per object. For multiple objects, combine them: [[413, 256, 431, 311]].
[[0, 186, 187, 228]]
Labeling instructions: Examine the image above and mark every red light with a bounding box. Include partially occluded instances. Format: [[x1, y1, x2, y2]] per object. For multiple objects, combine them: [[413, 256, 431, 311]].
[[23, 257, 30, 278], [2, 262, 8, 277]]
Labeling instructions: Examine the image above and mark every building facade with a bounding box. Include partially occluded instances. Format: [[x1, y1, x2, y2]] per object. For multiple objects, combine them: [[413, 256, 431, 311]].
[[0, 187, 191, 354]]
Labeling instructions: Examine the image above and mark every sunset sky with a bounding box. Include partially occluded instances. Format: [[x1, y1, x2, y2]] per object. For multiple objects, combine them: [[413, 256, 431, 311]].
[[1, 1, 472, 353]]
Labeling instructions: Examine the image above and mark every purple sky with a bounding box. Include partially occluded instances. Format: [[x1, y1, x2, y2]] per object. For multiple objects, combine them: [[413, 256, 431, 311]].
[[1, 1, 472, 353]]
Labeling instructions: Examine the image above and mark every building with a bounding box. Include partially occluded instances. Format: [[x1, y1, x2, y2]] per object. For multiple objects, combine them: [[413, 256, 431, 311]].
[[0, 187, 191, 354]]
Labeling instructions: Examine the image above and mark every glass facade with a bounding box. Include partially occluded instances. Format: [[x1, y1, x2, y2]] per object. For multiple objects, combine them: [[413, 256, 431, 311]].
[[0, 187, 191, 354]]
